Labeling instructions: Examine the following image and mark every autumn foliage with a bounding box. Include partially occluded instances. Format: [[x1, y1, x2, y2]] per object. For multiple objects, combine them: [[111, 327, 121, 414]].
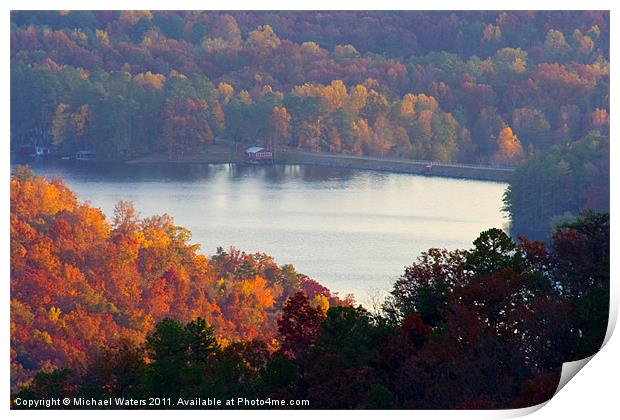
[[9, 10, 611, 409], [10, 167, 346, 388], [11, 11, 609, 165]]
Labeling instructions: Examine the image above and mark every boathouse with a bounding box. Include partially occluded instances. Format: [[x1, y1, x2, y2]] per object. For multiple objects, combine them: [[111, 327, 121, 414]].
[[245, 146, 273, 163]]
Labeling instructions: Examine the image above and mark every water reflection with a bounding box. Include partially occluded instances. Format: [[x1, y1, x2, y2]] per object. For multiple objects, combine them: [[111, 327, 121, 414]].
[[13, 159, 508, 305]]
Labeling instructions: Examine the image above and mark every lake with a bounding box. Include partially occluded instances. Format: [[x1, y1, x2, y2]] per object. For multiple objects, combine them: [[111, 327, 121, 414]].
[[16, 161, 508, 305]]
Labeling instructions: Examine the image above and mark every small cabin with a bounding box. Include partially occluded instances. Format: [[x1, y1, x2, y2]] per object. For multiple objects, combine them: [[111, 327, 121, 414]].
[[35, 146, 51, 156], [76, 150, 96, 161], [245, 146, 273, 163]]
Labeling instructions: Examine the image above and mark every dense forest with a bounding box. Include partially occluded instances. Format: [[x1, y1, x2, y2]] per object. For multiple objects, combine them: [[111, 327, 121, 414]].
[[11, 11, 609, 165], [11, 169, 609, 409], [503, 130, 609, 239]]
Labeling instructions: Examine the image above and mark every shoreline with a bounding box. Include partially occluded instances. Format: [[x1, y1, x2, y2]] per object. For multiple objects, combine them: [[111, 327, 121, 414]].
[[13, 142, 514, 183], [276, 150, 514, 183], [125, 141, 514, 183]]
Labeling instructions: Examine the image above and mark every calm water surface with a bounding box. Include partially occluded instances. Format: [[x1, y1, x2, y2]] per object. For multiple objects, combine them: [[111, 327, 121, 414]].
[[18, 161, 508, 305]]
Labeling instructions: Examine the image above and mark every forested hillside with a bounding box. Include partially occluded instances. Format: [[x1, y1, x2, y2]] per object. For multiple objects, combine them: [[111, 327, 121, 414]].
[[503, 131, 609, 239], [10, 166, 350, 388], [11, 11, 609, 164]]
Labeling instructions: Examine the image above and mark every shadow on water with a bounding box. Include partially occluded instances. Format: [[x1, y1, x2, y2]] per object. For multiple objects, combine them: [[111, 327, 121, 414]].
[[11, 157, 360, 185]]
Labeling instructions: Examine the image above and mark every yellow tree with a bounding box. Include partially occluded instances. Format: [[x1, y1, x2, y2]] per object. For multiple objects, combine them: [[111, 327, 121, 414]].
[[351, 119, 372, 156], [320, 80, 347, 112], [291, 82, 320, 98], [412, 109, 434, 157], [134, 71, 166, 89], [209, 101, 226, 136], [72, 105, 91, 143], [217, 82, 235, 104], [482, 23, 501, 43], [400, 93, 416, 119], [370, 116, 392, 157], [311, 295, 329, 315], [51, 103, 69, 147], [344, 84, 368, 115], [94, 29, 110, 46], [300, 41, 322, 56], [237, 90, 253, 105], [573, 29, 594, 56], [492, 127, 525, 166], [414, 93, 439, 112], [267, 106, 292, 150], [544, 29, 570, 58], [247, 25, 280, 49], [588, 108, 609, 133]]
